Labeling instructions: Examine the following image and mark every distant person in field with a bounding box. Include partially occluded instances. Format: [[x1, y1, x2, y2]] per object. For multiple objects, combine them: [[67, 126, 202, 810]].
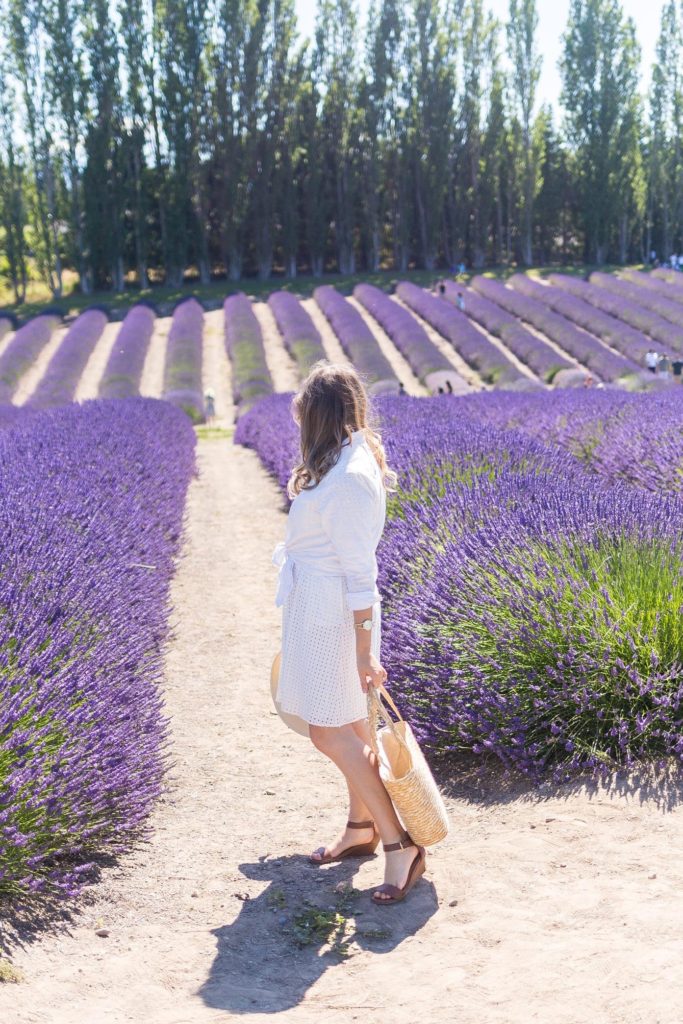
[[445, 379, 454, 393], [456, 292, 465, 312], [438, 281, 446, 297], [645, 349, 658, 374], [272, 362, 428, 905], [583, 374, 594, 388], [672, 357, 683, 381], [204, 387, 216, 423], [458, 261, 466, 277], [657, 354, 671, 378], [650, 248, 657, 265], [398, 380, 406, 395]]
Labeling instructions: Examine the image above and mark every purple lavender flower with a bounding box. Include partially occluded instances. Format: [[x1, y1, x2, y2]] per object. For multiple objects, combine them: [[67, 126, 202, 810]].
[[29, 310, 107, 409], [314, 285, 398, 392], [268, 291, 326, 374], [99, 304, 156, 399], [162, 298, 205, 423], [473, 277, 638, 381], [0, 314, 61, 403], [223, 292, 273, 416], [0, 398, 195, 902]]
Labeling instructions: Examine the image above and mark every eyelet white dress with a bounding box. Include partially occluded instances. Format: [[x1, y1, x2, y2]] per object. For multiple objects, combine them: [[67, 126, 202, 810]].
[[272, 430, 386, 727]]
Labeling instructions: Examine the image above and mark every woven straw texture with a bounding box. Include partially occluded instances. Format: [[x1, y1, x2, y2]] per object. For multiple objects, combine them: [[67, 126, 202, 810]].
[[367, 684, 449, 847]]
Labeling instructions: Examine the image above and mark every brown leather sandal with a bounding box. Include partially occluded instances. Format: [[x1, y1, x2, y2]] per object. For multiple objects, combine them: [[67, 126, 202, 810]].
[[309, 819, 380, 864], [371, 831, 426, 905]]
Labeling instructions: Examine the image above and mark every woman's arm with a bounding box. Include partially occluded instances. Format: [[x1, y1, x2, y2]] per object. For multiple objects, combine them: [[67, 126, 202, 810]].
[[353, 607, 387, 693]]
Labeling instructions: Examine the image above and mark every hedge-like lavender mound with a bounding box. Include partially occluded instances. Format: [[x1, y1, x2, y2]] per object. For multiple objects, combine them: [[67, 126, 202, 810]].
[[237, 390, 683, 780], [0, 398, 195, 901]]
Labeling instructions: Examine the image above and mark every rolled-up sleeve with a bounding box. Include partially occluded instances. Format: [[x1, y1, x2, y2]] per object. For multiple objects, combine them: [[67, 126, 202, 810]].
[[318, 470, 382, 610]]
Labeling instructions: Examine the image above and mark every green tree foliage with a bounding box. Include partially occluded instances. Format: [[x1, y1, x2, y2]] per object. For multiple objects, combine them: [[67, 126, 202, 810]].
[[0, 0, 679, 295]]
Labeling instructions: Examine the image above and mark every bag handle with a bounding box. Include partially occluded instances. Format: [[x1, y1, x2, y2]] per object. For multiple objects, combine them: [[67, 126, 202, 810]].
[[367, 683, 411, 760]]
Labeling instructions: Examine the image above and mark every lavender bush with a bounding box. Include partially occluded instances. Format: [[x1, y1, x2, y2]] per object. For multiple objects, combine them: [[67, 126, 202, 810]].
[[395, 281, 523, 387], [510, 275, 659, 364], [473, 277, 638, 381], [162, 298, 205, 423], [224, 292, 273, 415], [591, 271, 683, 333], [0, 314, 61, 403], [551, 273, 683, 353], [29, 309, 107, 409], [268, 291, 326, 374], [237, 389, 683, 778], [99, 304, 155, 399], [355, 283, 468, 388], [442, 282, 569, 383], [314, 285, 398, 392], [0, 398, 195, 902]]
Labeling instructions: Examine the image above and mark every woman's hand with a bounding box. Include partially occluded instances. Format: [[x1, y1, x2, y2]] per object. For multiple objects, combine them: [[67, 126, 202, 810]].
[[357, 652, 387, 694]]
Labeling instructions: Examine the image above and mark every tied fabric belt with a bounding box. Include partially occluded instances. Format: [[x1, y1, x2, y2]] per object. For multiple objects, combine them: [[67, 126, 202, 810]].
[[272, 542, 294, 608]]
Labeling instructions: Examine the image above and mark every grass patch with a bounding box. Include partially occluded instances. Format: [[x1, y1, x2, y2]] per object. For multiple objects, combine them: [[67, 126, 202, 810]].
[[194, 425, 234, 441]]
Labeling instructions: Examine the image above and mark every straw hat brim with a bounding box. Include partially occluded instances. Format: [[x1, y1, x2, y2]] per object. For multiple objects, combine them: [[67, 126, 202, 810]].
[[270, 651, 310, 737]]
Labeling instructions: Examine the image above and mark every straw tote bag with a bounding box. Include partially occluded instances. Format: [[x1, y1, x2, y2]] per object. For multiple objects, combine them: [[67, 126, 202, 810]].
[[367, 683, 449, 847]]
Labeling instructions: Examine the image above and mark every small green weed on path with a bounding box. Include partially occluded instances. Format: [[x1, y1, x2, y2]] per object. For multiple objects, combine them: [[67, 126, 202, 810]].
[[195, 425, 234, 441]]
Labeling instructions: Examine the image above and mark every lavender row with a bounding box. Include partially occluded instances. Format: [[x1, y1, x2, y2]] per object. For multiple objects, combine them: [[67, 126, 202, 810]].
[[353, 283, 458, 389], [652, 268, 683, 295], [236, 391, 683, 777], [29, 309, 107, 409], [623, 268, 683, 304], [223, 292, 273, 416], [0, 313, 60, 403], [99, 304, 156, 399], [162, 298, 205, 423], [268, 291, 326, 375], [0, 398, 196, 901], [314, 285, 398, 393], [510, 275, 658, 364], [551, 274, 683, 353], [591, 272, 683, 334], [443, 282, 569, 383], [474, 277, 638, 380]]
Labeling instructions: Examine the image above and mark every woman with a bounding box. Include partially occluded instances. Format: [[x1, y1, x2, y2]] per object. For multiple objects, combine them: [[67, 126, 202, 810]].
[[272, 361, 427, 905]]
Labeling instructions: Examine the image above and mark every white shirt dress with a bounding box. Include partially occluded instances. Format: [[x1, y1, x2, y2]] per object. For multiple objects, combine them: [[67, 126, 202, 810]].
[[272, 429, 386, 727]]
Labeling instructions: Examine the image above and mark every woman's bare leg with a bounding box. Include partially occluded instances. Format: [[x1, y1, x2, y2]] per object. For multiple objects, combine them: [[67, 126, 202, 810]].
[[309, 722, 423, 899]]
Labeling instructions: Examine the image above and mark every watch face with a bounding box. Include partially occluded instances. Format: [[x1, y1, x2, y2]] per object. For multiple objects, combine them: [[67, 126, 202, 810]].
[[362, 619, 373, 630]]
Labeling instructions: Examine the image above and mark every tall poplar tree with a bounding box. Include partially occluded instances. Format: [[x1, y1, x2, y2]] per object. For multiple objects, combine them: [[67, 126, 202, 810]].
[[507, 0, 541, 265]]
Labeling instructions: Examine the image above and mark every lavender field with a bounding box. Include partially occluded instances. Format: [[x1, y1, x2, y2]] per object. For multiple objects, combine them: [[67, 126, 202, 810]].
[[236, 387, 683, 781]]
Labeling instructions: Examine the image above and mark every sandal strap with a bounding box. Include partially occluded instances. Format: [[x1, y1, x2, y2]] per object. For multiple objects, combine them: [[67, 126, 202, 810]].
[[373, 883, 402, 898], [382, 831, 414, 852], [346, 819, 375, 829]]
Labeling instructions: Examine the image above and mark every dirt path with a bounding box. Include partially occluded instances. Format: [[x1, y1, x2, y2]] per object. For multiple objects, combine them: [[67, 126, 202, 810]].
[[139, 316, 170, 399], [253, 301, 300, 393], [4, 440, 683, 1023], [202, 309, 234, 426], [301, 298, 352, 368], [74, 320, 122, 402], [347, 296, 427, 397]]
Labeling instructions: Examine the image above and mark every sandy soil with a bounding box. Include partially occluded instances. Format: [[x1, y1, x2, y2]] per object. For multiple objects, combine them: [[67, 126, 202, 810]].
[[74, 320, 123, 402], [139, 316, 170, 399], [346, 296, 427, 397], [253, 301, 300, 393], [3, 431, 683, 1024], [202, 309, 234, 426], [0, 327, 15, 362], [13, 323, 69, 404], [301, 299, 352, 368]]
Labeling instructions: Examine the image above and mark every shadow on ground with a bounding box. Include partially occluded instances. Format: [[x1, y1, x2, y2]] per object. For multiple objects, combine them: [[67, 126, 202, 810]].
[[198, 852, 437, 1014], [433, 752, 683, 813]]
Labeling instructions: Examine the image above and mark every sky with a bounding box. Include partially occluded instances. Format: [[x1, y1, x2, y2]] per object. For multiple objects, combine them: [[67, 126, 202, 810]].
[[294, 0, 666, 109]]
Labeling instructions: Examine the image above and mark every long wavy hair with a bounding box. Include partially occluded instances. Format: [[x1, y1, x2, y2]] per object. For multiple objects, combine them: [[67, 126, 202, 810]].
[[287, 361, 398, 499]]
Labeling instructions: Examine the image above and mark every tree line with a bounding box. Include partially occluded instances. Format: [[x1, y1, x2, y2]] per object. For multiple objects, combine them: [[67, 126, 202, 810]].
[[0, 0, 679, 301]]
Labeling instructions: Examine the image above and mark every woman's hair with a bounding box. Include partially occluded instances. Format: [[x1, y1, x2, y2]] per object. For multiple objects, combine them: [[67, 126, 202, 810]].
[[287, 361, 398, 499]]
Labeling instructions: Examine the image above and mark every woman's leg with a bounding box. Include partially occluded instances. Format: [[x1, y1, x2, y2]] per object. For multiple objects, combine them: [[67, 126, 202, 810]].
[[309, 722, 423, 899]]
